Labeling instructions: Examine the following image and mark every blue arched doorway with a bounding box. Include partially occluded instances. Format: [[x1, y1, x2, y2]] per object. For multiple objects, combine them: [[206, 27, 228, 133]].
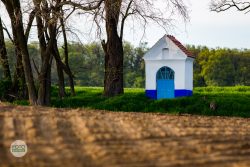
[[156, 66, 175, 99]]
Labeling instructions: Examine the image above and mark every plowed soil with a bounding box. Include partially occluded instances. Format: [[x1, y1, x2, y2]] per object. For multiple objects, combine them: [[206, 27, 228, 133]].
[[0, 103, 250, 167]]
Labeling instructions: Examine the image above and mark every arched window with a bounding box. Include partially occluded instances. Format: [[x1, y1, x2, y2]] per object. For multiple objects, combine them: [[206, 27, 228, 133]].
[[156, 66, 174, 80]]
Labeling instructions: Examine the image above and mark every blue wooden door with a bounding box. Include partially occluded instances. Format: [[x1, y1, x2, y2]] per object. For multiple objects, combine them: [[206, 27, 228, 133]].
[[156, 67, 175, 99], [157, 79, 175, 99]]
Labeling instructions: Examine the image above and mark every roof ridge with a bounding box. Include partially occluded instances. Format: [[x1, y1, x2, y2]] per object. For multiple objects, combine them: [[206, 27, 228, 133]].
[[166, 35, 195, 58]]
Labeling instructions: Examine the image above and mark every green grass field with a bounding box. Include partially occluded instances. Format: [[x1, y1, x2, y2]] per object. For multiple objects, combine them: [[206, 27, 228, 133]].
[[14, 86, 250, 117]]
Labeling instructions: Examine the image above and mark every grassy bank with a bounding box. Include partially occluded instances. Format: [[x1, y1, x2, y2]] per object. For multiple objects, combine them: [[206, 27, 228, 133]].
[[41, 86, 250, 117]]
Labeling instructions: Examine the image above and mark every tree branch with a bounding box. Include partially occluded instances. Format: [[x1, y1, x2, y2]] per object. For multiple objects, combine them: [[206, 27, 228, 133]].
[[2, 26, 13, 43], [25, 9, 36, 41], [59, 0, 104, 11], [120, 0, 134, 41], [211, 0, 250, 13]]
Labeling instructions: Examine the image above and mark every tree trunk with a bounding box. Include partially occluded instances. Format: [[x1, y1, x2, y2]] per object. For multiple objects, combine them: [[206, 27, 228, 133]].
[[36, 41, 53, 105], [60, 16, 75, 96], [2, 2, 27, 99], [0, 17, 12, 81], [56, 60, 66, 98], [11, 22, 27, 99], [52, 42, 75, 97], [3, 0, 37, 104], [12, 50, 27, 98], [33, 0, 55, 106], [102, 0, 124, 96], [68, 73, 75, 96], [44, 57, 52, 105], [53, 42, 66, 98], [36, 30, 54, 106]]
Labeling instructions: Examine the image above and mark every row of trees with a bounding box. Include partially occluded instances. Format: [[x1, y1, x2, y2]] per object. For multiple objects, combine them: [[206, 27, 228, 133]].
[[0, 0, 188, 105], [56, 43, 250, 87], [189, 46, 250, 86], [1, 41, 249, 89]]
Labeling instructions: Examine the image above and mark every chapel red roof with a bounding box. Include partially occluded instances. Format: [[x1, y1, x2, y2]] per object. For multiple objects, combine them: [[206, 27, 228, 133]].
[[167, 35, 195, 58]]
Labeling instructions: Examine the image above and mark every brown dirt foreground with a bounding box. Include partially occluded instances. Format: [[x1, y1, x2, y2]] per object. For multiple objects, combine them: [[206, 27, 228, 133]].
[[0, 103, 250, 167]]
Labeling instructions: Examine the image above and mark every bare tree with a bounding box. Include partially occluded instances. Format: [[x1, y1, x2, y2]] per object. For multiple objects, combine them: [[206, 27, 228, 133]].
[[1, 0, 38, 105], [60, 11, 76, 96], [55, 0, 104, 97], [32, 0, 62, 105], [32, 0, 100, 104], [1, 1, 28, 99], [91, 0, 189, 96], [211, 0, 250, 13]]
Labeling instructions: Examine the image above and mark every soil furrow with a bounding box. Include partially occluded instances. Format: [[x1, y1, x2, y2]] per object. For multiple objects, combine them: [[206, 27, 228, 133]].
[[55, 112, 98, 167]]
